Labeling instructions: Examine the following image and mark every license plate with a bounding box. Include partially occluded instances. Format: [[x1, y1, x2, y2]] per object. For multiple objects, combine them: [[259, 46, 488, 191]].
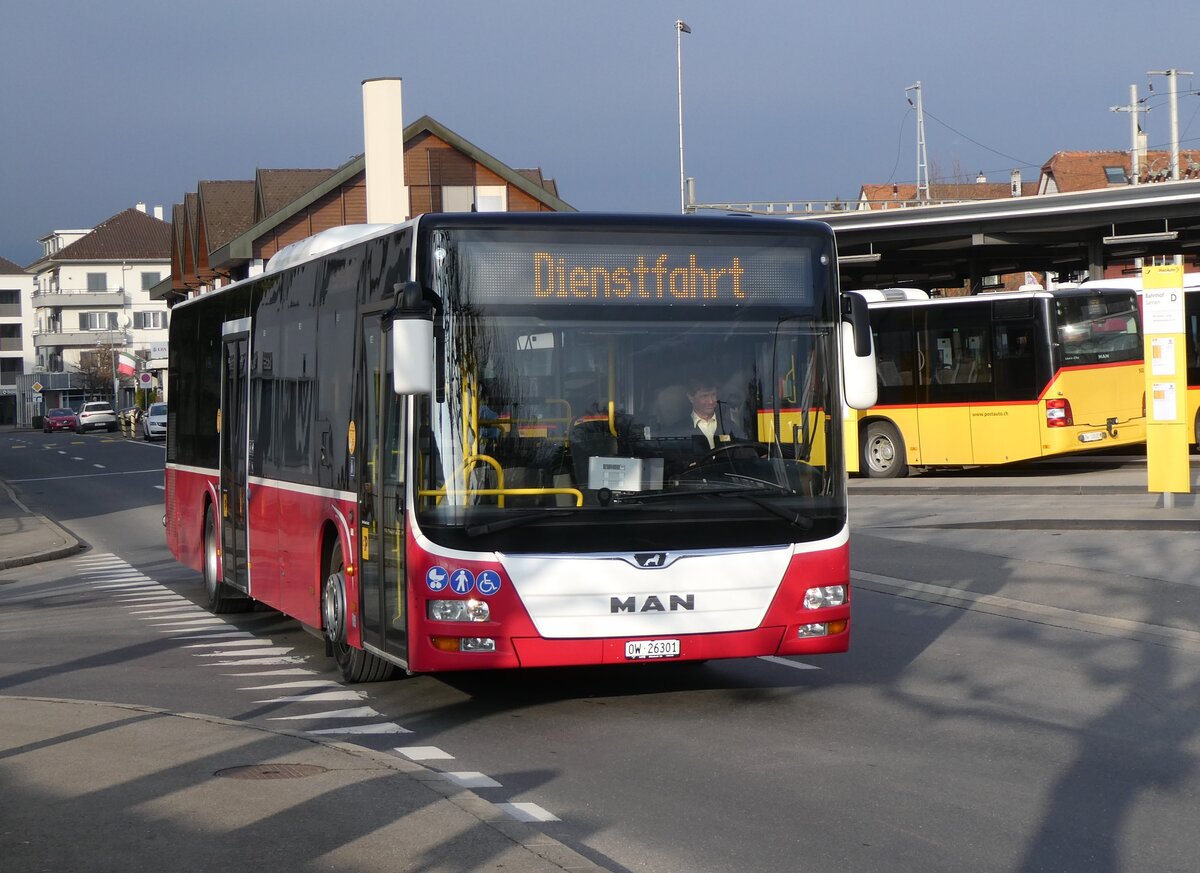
[[1079, 431, 1106, 443], [625, 639, 681, 660]]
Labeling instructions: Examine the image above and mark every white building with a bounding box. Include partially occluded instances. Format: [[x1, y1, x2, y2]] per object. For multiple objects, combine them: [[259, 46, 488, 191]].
[[0, 255, 36, 425], [27, 204, 171, 412]]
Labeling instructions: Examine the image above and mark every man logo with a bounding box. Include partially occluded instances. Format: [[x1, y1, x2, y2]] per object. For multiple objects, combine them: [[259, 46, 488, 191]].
[[634, 552, 667, 568]]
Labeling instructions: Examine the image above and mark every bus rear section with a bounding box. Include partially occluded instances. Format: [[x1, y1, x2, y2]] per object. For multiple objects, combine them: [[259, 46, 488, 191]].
[[852, 287, 1145, 477]]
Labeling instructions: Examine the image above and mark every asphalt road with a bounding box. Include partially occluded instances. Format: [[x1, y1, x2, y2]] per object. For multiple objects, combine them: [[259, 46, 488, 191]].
[[2, 431, 1198, 873]]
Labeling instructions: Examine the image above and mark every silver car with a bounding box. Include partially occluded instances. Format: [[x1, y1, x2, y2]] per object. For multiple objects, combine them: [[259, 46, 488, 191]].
[[76, 401, 118, 433], [142, 402, 167, 441]]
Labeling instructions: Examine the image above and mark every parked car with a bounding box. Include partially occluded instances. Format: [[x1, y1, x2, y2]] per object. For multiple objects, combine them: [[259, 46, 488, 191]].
[[76, 401, 119, 433], [142, 402, 167, 441], [42, 407, 78, 433]]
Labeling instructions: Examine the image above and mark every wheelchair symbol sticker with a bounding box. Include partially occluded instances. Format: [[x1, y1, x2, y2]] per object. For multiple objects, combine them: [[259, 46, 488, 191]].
[[476, 570, 502, 596], [425, 566, 449, 592], [450, 568, 476, 595]]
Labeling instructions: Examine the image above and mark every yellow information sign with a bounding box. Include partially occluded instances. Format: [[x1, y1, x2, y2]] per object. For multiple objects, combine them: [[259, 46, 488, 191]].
[[1142, 265, 1191, 495]]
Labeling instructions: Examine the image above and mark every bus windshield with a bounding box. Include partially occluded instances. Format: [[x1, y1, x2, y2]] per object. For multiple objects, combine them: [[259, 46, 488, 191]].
[[1055, 291, 1141, 366], [414, 227, 844, 553]]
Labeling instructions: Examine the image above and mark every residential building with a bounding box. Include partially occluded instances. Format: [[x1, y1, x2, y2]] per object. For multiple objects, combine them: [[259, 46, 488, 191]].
[[27, 204, 171, 413], [158, 115, 571, 303], [0, 255, 35, 425]]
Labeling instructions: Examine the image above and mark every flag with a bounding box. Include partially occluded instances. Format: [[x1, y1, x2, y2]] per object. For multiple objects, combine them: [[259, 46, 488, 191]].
[[117, 352, 136, 377]]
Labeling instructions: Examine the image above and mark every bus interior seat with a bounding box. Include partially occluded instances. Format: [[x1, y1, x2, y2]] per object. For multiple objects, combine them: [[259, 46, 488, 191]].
[[653, 384, 692, 434], [876, 360, 901, 386]]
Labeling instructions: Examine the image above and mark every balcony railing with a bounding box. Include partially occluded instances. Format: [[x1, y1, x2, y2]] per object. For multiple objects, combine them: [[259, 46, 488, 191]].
[[32, 289, 127, 307], [33, 328, 130, 348]]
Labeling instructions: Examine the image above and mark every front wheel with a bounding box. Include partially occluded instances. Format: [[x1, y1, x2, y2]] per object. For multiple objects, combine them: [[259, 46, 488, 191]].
[[322, 540, 395, 683], [203, 504, 251, 613], [861, 420, 908, 479]]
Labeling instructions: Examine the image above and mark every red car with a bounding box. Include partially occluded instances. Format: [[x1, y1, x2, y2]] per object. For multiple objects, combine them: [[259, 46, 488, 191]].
[[43, 407, 78, 432]]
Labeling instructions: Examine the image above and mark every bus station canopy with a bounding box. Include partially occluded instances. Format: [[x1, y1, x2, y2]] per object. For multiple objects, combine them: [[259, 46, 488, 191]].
[[818, 178, 1200, 289]]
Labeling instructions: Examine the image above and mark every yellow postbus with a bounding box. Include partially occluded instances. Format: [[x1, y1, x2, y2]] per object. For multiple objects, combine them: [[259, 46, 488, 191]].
[[848, 286, 1146, 478], [1080, 272, 1200, 450]]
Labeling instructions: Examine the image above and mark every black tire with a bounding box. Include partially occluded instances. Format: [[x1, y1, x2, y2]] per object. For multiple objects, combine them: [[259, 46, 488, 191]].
[[323, 540, 395, 683], [861, 420, 908, 479], [203, 504, 252, 614]]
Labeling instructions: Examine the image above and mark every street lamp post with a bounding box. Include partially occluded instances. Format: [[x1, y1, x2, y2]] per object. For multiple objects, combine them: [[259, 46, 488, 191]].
[[676, 19, 691, 214]]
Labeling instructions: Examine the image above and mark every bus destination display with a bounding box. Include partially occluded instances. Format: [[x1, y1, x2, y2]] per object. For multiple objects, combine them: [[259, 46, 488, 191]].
[[457, 240, 814, 306]]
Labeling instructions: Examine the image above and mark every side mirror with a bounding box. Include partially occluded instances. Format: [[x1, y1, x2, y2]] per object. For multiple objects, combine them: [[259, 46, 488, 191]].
[[840, 291, 877, 410], [392, 317, 434, 395]]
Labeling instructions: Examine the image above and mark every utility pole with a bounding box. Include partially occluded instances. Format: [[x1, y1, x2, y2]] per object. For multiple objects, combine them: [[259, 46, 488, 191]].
[[1110, 84, 1149, 185], [1148, 68, 1194, 180], [676, 20, 692, 214], [905, 82, 929, 202]]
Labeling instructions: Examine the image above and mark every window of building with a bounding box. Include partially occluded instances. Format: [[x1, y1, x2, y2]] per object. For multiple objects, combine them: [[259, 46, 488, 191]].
[[80, 311, 118, 331], [141, 272, 162, 290], [441, 185, 508, 213], [1104, 166, 1128, 185], [135, 310, 167, 329], [87, 273, 107, 292]]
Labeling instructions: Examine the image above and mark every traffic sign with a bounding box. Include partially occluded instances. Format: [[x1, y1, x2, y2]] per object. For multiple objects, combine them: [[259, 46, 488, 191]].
[[138, 371, 153, 387], [31, 381, 43, 393]]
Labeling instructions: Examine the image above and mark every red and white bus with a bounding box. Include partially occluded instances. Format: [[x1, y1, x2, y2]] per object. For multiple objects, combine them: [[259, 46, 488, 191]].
[[165, 213, 877, 681]]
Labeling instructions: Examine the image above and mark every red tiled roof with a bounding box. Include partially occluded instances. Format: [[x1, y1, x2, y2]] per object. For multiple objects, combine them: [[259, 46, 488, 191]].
[[1041, 149, 1200, 191], [50, 208, 171, 261], [0, 255, 27, 274], [858, 180, 1037, 208]]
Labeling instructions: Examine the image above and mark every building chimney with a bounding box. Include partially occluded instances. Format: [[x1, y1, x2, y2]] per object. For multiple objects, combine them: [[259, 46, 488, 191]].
[[154, 205, 164, 221], [136, 202, 147, 213], [362, 77, 410, 224], [1010, 169, 1022, 197]]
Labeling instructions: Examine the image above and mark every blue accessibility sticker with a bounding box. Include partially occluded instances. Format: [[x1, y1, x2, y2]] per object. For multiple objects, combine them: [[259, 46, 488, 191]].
[[476, 569, 502, 596], [425, 566, 450, 592], [449, 568, 476, 595]]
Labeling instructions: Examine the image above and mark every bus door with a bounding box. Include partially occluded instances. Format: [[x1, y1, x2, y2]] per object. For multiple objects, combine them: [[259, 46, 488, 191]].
[[355, 312, 408, 662], [219, 318, 252, 595], [916, 306, 976, 465]]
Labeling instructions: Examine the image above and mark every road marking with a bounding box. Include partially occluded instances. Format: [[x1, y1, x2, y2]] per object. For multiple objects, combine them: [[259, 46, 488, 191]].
[[254, 691, 366, 703], [497, 802, 560, 823], [758, 655, 820, 671], [7, 468, 166, 483], [267, 706, 383, 720], [443, 772, 503, 789], [307, 723, 412, 735], [396, 746, 455, 761]]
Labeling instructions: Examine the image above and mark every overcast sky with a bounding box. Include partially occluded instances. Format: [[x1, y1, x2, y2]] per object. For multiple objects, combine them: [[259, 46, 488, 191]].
[[2, 0, 1198, 265]]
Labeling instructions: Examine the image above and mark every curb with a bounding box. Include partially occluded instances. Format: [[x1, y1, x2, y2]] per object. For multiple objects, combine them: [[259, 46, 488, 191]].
[[1, 695, 610, 872], [0, 479, 82, 570]]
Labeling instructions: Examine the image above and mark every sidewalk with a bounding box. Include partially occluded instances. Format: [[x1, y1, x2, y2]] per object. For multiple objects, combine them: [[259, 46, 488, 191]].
[[0, 477, 80, 569], [0, 696, 604, 873]]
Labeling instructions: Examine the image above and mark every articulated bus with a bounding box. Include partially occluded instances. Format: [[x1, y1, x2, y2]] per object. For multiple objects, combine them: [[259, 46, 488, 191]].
[[166, 213, 877, 681], [1081, 272, 1200, 447], [848, 285, 1145, 478]]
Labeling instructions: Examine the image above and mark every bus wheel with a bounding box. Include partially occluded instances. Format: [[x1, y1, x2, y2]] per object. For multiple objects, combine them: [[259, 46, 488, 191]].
[[203, 505, 252, 614], [862, 421, 908, 479], [322, 541, 395, 683]]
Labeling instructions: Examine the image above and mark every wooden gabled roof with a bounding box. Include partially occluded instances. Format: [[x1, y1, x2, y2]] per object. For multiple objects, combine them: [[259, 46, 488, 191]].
[[198, 180, 257, 252], [256, 168, 337, 220]]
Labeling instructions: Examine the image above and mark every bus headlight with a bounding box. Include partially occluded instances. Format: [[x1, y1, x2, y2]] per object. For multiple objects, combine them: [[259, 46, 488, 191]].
[[803, 585, 846, 609], [427, 599, 490, 622]]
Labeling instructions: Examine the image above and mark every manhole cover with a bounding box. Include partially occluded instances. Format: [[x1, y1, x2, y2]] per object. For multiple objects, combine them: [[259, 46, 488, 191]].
[[215, 763, 330, 780]]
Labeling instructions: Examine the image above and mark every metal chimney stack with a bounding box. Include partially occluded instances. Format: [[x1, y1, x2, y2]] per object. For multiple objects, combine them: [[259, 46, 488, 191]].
[[362, 77, 411, 224]]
